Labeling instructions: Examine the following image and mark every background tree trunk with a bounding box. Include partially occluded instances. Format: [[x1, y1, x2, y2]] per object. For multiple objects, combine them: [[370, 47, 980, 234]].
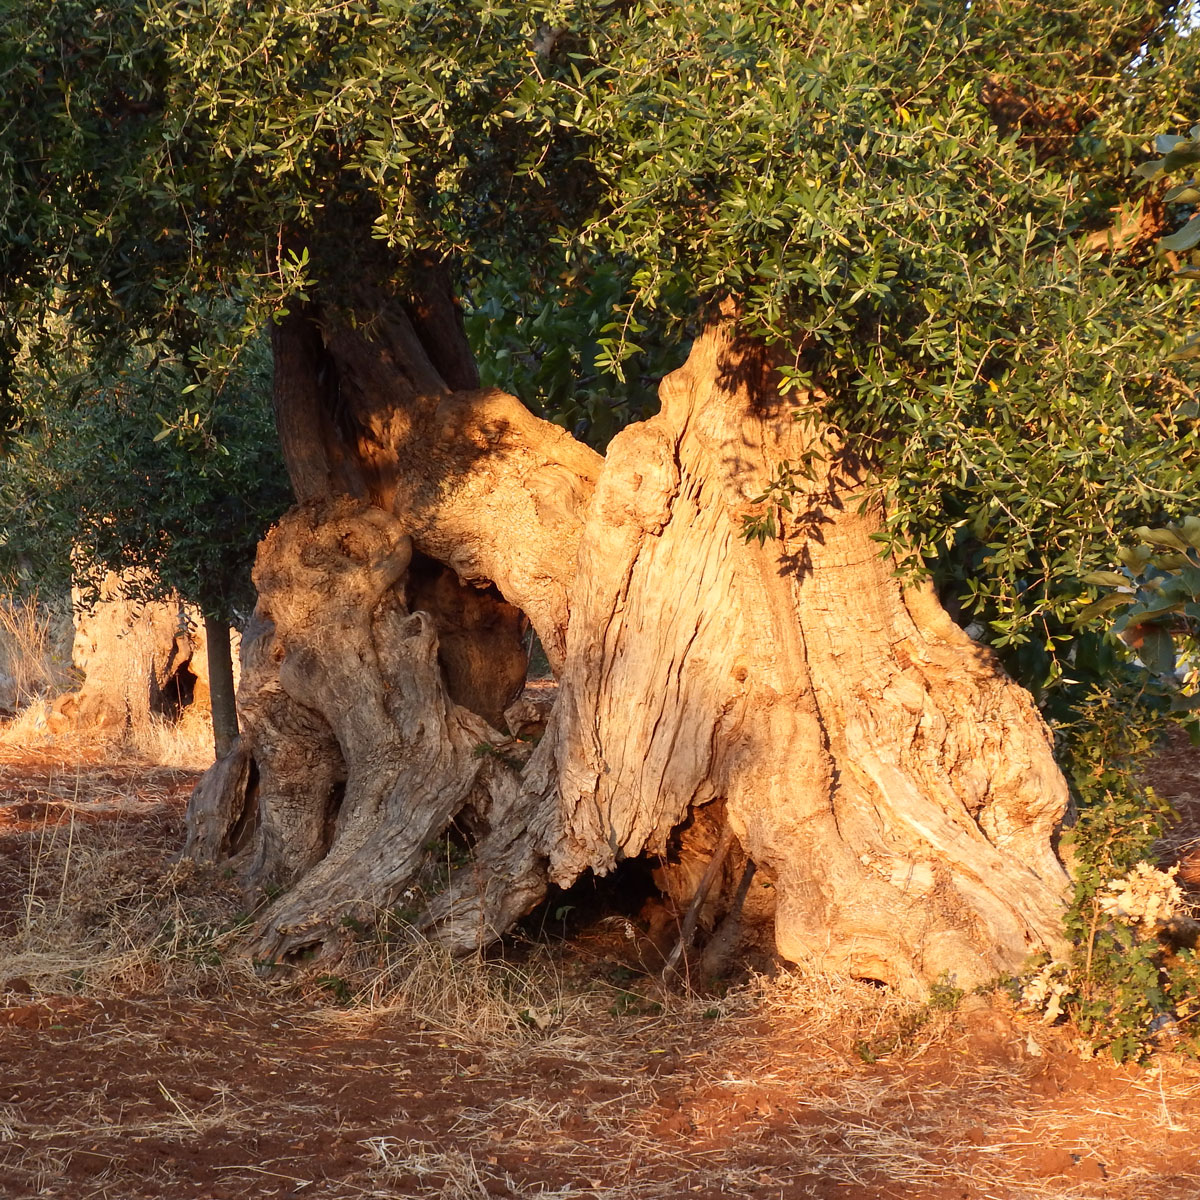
[[69, 571, 239, 757], [71, 573, 189, 736], [187, 301, 1070, 993], [203, 614, 239, 760]]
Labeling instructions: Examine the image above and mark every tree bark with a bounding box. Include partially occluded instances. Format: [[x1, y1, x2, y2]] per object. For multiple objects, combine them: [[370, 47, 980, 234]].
[[541, 322, 1068, 992], [203, 613, 239, 760], [69, 571, 239, 754], [187, 302, 1070, 994], [200, 497, 548, 965]]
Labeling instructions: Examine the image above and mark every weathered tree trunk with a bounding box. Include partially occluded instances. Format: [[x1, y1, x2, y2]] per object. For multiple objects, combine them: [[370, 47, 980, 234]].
[[187, 296, 1069, 993], [71, 572, 193, 735], [541, 324, 1067, 991], [68, 571, 240, 757], [218, 499, 546, 963]]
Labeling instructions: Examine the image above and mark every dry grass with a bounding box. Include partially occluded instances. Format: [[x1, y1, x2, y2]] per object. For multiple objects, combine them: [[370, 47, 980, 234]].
[[316, 928, 588, 1048], [0, 595, 73, 710], [0, 780, 253, 998], [0, 697, 61, 746], [351, 960, 1200, 1200], [1, 702, 216, 767], [129, 708, 215, 770], [0, 752, 1199, 1199]]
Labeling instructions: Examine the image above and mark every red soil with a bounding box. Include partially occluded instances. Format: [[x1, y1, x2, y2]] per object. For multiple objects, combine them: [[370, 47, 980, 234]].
[[0, 742, 1197, 1199]]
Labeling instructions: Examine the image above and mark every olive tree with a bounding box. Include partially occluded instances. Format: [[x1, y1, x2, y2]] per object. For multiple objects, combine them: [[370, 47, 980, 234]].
[[0, 335, 288, 756], [4, 0, 1200, 992]]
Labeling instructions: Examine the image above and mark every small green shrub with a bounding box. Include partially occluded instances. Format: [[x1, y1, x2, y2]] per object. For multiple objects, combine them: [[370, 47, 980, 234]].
[[1022, 690, 1200, 1062]]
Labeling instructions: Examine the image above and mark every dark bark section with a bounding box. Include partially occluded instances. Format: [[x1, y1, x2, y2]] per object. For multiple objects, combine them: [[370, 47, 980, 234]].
[[400, 256, 481, 392], [405, 553, 528, 729], [271, 289, 547, 706], [203, 614, 239, 760], [317, 294, 598, 652], [270, 307, 360, 504]]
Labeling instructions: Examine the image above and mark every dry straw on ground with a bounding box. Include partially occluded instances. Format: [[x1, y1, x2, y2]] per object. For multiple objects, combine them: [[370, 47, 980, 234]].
[[0, 707, 1199, 1197], [0, 595, 73, 712]]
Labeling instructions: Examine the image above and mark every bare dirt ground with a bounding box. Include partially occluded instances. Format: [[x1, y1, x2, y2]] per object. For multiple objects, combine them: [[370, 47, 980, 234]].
[[0, 739, 1199, 1200]]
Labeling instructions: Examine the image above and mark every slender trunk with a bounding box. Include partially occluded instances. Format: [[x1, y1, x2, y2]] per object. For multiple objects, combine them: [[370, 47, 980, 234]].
[[203, 613, 239, 761]]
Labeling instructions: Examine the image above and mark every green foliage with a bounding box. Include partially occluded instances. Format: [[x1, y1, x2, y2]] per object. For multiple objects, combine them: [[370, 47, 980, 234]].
[[5, 1, 1199, 642], [315, 973, 354, 1005], [926, 973, 965, 1013], [0, 334, 289, 620], [465, 257, 685, 447], [741, 449, 838, 545], [559, 1, 1200, 645], [0, 1, 291, 619], [1076, 519, 1200, 708], [1137, 123, 1200, 286], [1133, 120, 1200, 369], [472, 740, 527, 770], [996, 120, 1200, 1062], [1029, 894, 1200, 1065], [1021, 690, 1199, 1063], [1060, 695, 1170, 887]]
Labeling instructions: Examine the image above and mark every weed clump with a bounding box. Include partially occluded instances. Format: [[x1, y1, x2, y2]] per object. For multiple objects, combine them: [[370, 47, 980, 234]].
[[1023, 693, 1200, 1062]]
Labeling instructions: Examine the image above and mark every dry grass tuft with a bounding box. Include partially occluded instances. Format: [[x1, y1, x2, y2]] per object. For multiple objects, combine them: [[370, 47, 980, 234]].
[[0, 698, 61, 746], [302, 923, 587, 1049], [361, 1139, 515, 1197], [0, 803, 254, 998], [0, 595, 73, 710], [1, 704, 216, 768], [747, 961, 942, 1061], [129, 708, 215, 770]]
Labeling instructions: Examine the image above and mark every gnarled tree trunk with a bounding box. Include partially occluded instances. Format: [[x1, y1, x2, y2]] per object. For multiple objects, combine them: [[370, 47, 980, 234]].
[[542, 326, 1067, 991], [187, 287, 1069, 994], [68, 572, 240, 752]]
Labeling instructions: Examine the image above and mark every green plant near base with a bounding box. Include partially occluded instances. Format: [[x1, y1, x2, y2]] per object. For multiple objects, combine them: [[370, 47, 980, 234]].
[[853, 971, 964, 1062], [1024, 692, 1200, 1062], [1021, 125, 1200, 1062], [316, 973, 354, 1005], [1028, 158, 1200, 1063], [154, 913, 243, 968], [926, 974, 966, 1013], [472, 741, 528, 771], [1023, 907, 1200, 1064], [607, 988, 662, 1018]]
